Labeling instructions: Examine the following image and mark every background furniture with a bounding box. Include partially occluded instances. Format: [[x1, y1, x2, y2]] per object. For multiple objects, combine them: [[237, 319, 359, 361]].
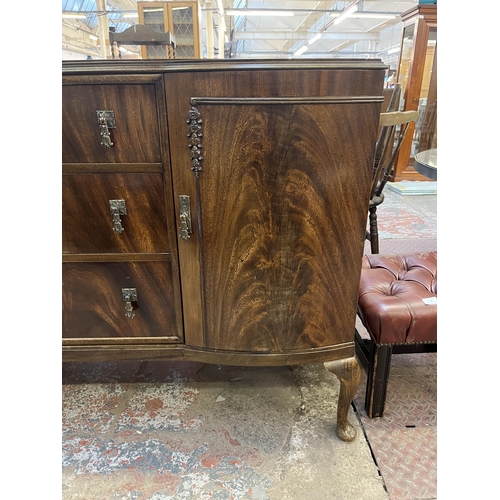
[[355, 252, 437, 418], [393, 4, 437, 181], [62, 58, 386, 441], [137, 1, 201, 59], [414, 148, 437, 181], [109, 25, 176, 59], [367, 108, 419, 254]]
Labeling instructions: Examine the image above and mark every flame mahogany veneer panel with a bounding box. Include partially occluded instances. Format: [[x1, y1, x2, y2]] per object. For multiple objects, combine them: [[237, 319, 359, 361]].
[[62, 173, 169, 254], [62, 261, 181, 343], [62, 84, 161, 163], [196, 103, 377, 352], [165, 67, 384, 352]]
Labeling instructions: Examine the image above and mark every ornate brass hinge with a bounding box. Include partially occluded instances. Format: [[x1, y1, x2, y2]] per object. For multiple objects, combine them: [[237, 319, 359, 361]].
[[187, 106, 203, 177]]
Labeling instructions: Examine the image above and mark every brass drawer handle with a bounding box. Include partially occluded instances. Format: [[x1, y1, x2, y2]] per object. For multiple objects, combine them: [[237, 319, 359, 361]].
[[97, 110, 115, 148], [179, 195, 192, 240], [109, 199, 126, 234], [122, 288, 137, 319]]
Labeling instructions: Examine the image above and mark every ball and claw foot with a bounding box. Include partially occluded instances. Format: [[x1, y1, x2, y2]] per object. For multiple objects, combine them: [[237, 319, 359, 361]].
[[324, 356, 361, 442]]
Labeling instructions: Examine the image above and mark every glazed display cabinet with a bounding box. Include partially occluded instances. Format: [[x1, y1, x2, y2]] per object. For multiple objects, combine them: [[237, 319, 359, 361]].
[[393, 3, 437, 181], [62, 59, 386, 441], [137, 1, 201, 59]]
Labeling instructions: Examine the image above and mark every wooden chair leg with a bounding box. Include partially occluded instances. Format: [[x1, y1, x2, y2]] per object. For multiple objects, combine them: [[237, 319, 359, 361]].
[[368, 205, 379, 254], [324, 356, 361, 442], [365, 343, 393, 418]]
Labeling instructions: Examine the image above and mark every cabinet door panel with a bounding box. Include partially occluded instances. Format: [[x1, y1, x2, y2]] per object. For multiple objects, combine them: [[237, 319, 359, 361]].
[[62, 173, 169, 254], [194, 102, 378, 352], [62, 261, 182, 343], [62, 84, 161, 163]]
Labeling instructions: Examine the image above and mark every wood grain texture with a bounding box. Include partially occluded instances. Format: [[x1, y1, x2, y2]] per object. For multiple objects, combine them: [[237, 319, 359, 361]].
[[61, 61, 386, 367], [197, 102, 380, 352], [62, 173, 169, 254], [180, 69, 384, 100], [62, 84, 161, 163], [63, 342, 354, 364], [165, 68, 385, 350], [62, 163, 163, 174], [62, 261, 182, 342], [62, 253, 170, 263]]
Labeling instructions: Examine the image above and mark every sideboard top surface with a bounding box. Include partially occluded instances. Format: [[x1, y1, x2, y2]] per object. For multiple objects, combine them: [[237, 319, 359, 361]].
[[62, 58, 388, 75]]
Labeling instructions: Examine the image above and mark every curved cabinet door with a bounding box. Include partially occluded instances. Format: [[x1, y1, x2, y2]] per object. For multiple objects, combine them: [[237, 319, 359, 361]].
[[166, 69, 384, 353]]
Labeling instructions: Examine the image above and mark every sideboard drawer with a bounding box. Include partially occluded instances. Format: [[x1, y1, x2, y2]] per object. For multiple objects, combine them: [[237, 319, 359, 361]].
[[62, 261, 182, 343], [62, 173, 170, 254], [62, 84, 161, 163]]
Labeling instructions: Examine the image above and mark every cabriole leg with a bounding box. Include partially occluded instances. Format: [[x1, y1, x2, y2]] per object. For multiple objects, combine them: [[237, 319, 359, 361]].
[[324, 356, 361, 442]]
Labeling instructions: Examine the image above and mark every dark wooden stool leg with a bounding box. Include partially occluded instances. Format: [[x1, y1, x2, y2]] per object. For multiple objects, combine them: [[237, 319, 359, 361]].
[[365, 343, 393, 418], [368, 205, 379, 254], [324, 356, 361, 442]]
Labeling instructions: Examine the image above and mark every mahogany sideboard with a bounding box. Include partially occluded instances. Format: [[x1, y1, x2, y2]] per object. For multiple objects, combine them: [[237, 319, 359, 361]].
[[62, 59, 386, 441]]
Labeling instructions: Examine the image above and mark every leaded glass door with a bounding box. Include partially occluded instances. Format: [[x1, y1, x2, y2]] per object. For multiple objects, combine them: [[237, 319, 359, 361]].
[[137, 1, 200, 59], [168, 3, 199, 58]]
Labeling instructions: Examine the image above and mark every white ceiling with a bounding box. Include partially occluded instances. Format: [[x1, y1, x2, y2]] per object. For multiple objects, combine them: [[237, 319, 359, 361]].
[[62, 0, 422, 64]]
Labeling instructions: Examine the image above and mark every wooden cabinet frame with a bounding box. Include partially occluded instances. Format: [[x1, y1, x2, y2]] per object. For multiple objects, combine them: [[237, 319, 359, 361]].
[[62, 59, 387, 442]]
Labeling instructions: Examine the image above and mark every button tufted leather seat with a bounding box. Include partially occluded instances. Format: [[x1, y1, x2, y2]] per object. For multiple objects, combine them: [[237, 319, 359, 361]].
[[355, 252, 437, 417]]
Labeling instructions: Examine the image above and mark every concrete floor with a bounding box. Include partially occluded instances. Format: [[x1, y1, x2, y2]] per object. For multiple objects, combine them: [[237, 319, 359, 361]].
[[62, 361, 389, 500]]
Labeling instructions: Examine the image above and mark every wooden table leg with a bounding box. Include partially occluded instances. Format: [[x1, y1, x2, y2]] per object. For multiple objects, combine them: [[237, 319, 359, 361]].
[[368, 205, 380, 254], [324, 356, 361, 442]]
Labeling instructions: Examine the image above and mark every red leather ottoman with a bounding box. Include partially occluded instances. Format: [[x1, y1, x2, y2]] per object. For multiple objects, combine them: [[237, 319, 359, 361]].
[[355, 252, 437, 418]]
